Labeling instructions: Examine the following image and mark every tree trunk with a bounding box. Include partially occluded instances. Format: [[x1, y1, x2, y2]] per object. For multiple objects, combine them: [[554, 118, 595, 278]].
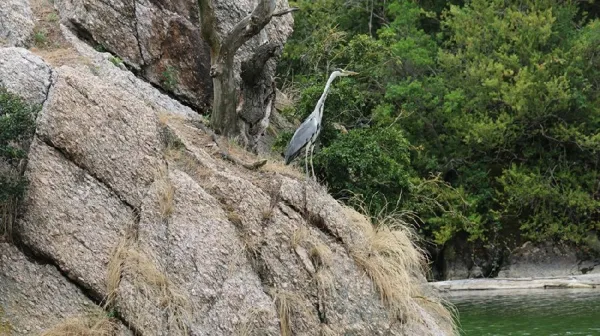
[[210, 55, 240, 138], [197, 0, 296, 145]]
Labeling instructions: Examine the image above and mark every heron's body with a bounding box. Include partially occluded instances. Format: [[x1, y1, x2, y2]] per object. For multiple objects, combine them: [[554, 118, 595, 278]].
[[284, 110, 321, 164], [284, 69, 357, 178]]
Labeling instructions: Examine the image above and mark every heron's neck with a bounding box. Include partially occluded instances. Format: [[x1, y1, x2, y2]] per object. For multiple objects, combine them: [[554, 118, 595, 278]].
[[315, 72, 339, 119]]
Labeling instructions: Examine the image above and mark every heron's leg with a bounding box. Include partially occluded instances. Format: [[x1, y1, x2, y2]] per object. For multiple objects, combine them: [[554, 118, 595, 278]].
[[310, 144, 316, 180], [304, 144, 310, 179]]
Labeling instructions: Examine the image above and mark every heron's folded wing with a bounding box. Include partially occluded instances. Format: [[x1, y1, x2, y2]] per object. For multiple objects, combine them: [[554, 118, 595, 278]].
[[284, 118, 316, 164]]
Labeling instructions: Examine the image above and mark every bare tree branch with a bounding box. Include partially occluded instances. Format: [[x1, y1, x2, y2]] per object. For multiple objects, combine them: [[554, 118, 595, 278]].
[[273, 7, 299, 17], [221, 0, 277, 57], [197, 0, 221, 52]]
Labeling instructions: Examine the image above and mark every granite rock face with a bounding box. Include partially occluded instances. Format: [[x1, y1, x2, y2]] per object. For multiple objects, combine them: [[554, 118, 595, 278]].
[[0, 48, 52, 105], [0, 0, 34, 47]]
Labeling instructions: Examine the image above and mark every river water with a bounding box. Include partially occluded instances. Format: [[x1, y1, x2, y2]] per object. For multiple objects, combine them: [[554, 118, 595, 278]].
[[447, 289, 600, 335]]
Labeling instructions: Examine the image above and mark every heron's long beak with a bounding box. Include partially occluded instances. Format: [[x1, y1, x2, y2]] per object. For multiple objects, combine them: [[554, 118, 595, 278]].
[[345, 70, 359, 76]]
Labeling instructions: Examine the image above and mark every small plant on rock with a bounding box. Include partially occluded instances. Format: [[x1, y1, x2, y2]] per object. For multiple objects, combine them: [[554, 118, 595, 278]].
[[46, 12, 59, 22], [161, 65, 179, 92], [94, 44, 107, 52], [108, 56, 123, 67], [33, 30, 47, 46]]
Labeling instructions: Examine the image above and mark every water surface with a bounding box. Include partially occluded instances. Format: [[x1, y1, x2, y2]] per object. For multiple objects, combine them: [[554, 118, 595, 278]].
[[448, 289, 600, 335]]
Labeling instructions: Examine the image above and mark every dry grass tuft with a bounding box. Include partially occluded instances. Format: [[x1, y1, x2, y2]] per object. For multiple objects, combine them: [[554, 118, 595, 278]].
[[227, 210, 243, 227], [105, 235, 131, 308], [350, 222, 422, 316], [414, 293, 459, 334], [272, 290, 292, 336], [260, 161, 305, 179], [319, 323, 336, 336], [0, 197, 17, 240], [234, 307, 274, 336], [261, 208, 274, 220], [314, 268, 335, 297], [164, 147, 212, 180], [125, 250, 191, 334], [162, 135, 214, 183], [40, 312, 117, 336], [157, 112, 171, 126], [31, 48, 83, 67], [309, 243, 333, 268], [349, 208, 423, 309], [343, 205, 456, 332], [106, 237, 191, 334], [269, 289, 307, 336], [156, 170, 176, 220], [158, 119, 186, 153], [291, 227, 309, 250]]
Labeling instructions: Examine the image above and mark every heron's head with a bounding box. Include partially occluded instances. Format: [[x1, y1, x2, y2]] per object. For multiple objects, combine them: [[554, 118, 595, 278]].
[[332, 68, 359, 77]]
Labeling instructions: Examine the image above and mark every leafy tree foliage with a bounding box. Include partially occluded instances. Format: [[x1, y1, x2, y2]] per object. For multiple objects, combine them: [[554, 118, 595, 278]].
[[314, 127, 412, 207], [278, 0, 600, 262]]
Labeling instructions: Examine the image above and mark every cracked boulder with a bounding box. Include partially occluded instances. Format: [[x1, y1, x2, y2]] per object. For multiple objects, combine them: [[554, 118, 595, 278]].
[[54, 0, 142, 66], [35, 65, 166, 207], [58, 24, 198, 120], [0, 0, 35, 47], [18, 138, 137, 297], [0, 240, 131, 335], [0, 47, 52, 105], [14, 49, 173, 298]]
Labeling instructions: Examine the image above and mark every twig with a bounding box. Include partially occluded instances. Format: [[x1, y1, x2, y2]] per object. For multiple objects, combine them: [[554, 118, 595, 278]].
[[273, 7, 299, 17]]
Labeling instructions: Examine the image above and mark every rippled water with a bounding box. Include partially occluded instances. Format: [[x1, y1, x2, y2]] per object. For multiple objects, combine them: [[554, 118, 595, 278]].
[[448, 289, 600, 335]]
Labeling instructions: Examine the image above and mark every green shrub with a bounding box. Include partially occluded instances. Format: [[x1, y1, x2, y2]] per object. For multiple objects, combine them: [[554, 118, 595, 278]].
[[0, 88, 38, 235], [161, 66, 179, 91], [315, 127, 411, 214], [33, 30, 47, 46]]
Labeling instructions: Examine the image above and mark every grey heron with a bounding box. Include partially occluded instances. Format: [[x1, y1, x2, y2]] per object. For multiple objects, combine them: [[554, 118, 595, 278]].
[[284, 69, 358, 179]]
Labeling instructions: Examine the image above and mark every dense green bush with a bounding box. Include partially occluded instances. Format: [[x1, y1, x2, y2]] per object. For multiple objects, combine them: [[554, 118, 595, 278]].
[[315, 128, 411, 211], [0, 89, 37, 161], [277, 0, 600, 257], [0, 87, 38, 234]]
